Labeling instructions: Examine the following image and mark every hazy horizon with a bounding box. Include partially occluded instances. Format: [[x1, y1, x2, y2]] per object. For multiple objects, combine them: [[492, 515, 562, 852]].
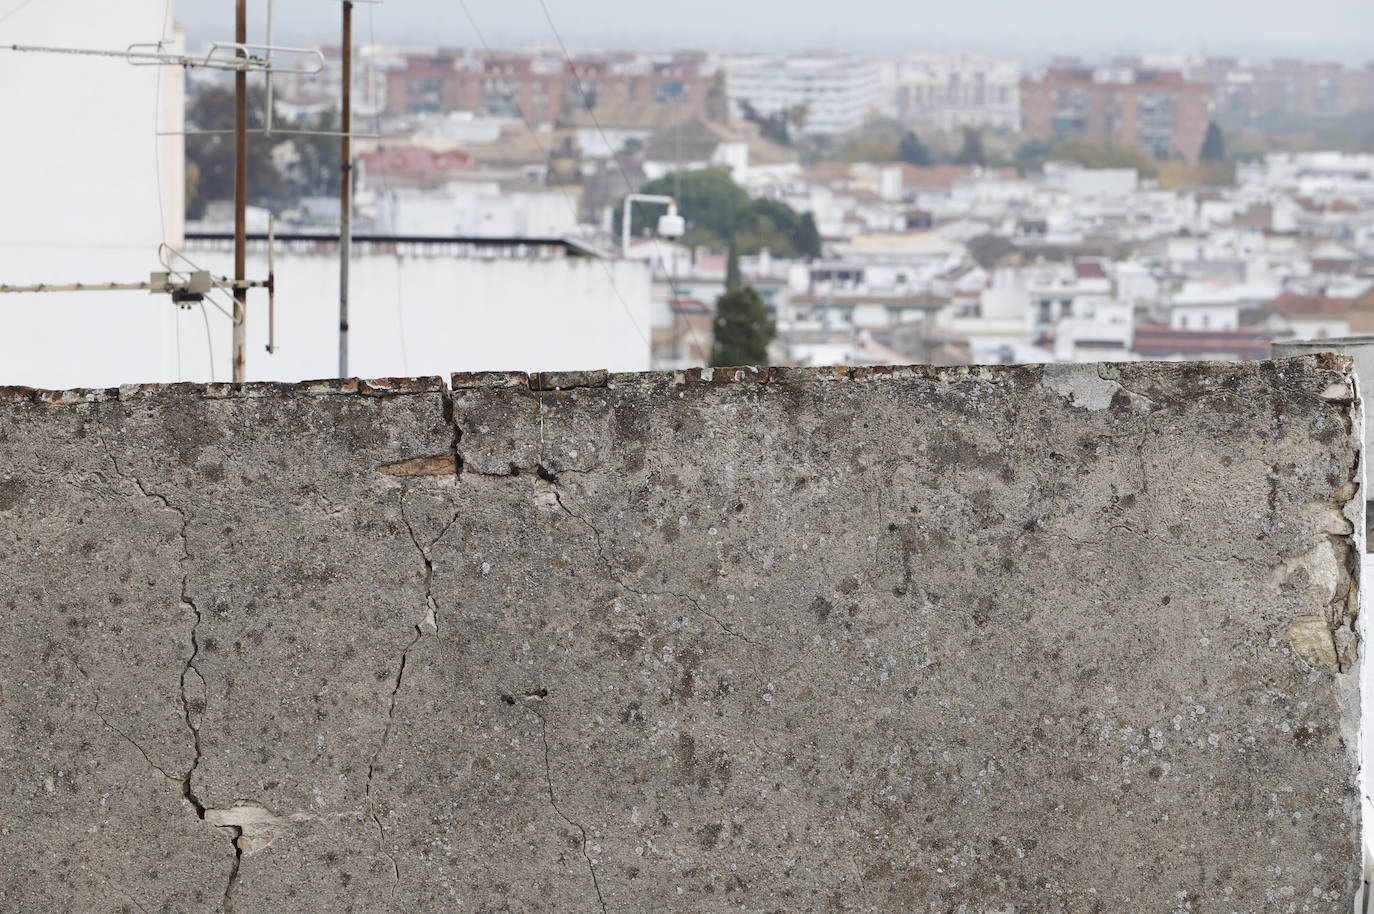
[[170, 0, 1374, 64]]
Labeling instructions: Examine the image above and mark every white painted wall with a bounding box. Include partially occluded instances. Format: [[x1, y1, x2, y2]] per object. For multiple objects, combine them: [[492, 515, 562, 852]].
[[375, 185, 579, 237], [0, 0, 184, 388], [1170, 303, 1239, 331], [165, 249, 653, 383]]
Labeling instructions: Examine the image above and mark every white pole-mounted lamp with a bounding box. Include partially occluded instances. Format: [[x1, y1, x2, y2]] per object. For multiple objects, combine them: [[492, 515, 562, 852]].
[[622, 193, 684, 253]]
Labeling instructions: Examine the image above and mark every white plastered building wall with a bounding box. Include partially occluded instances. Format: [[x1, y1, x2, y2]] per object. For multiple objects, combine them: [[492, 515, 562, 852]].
[[0, 0, 185, 389]]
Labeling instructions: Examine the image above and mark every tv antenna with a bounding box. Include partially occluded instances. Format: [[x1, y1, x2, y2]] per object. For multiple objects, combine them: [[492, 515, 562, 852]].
[[1, 0, 379, 382]]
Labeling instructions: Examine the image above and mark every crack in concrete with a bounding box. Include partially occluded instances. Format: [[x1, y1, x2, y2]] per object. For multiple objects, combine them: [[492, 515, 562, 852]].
[[220, 828, 244, 914], [549, 488, 760, 646], [529, 705, 608, 914], [442, 386, 464, 479], [94, 435, 240, 902], [363, 488, 463, 893], [76, 668, 180, 785], [91, 866, 155, 914]]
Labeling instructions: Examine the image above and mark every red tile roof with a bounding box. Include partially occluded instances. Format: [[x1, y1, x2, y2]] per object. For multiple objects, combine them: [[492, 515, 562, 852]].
[[1073, 259, 1108, 279], [1265, 291, 1354, 317], [1133, 325, 1271, 359], [358, 146, 473, 185]]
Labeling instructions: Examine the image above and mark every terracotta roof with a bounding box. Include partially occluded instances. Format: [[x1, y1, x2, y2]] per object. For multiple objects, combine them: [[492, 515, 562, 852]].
[[1265, 291, 1354, 317], [802, 162, 855, 183], [1133, 325, 1270, 359], [642, 117, 753, 162], [1350, 287, 1374, 333], [564, 100, 705, 131], [1073, 259, 1107, 279], [358, 146, 473, 185]]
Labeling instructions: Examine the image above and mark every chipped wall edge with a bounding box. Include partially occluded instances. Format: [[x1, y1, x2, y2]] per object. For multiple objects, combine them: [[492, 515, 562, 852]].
[[0, 354, 1356, 405]]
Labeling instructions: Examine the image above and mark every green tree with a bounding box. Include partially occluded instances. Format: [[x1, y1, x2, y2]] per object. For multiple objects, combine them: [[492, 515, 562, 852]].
[[1200, 121, 1227, 162], [796, 212, 822, 259], [617, 169, 750, 249], [954, 127, 986, 166], [1042, 135, 1160, 178], [739, 100, 791, 147], [285, 109, 342, 199], [834, 117, 906, 162], [1013, 138, 1055, 167], [619, 169, 812, 256], [898, 130, 933, 166], [185, 85, 290, 218], [725, 244, 742, 290], [710, 285, 774, 366], [735, 197, 804, 257]]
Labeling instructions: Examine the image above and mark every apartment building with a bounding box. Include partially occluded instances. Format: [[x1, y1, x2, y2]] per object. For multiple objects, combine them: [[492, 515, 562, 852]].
[[384, 50, 710, 123], [1209, 58, 1374, 123], [893, 51, 1021, 131], [1021, 66, 1211, 161], [723, 53, 882, 136]]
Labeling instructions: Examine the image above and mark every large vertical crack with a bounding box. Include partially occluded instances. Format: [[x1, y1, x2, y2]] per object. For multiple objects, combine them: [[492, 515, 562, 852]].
[[364, 487, 462, 893], [95, 435, 240, 901], [528, 705, 608, 914]]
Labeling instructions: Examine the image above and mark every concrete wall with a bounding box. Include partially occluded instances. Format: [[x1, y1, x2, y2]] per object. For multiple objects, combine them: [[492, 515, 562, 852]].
[[0, 356, 1363, 912]]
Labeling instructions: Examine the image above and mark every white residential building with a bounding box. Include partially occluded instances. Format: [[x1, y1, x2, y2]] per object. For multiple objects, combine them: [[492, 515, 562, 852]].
[[1051, 302, 1135, 362], [893, 51, 1021, 131], [723, 53, 882, 136], [369, 179, 580, 237], [0, 0, 185, 390]]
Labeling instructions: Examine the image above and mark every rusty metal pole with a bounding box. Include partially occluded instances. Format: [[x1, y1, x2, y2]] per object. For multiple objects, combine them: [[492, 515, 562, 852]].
[[233, 0, 247, 383], [338, 0, 352, 378]]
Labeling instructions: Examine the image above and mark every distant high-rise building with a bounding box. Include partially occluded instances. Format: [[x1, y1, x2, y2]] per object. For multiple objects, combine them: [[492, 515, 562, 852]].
[[893, 52, 1021, 132], [721, 52, 882, 137], [1208, 58, 1374, 123], [1021, 67, 1211, 161], [383, 49, 710, 123], [1100, 55, 1374, 126]]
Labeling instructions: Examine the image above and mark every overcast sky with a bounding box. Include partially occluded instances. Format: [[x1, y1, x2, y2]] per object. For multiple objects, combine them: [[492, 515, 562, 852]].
[[174, 0, 1374, 62]]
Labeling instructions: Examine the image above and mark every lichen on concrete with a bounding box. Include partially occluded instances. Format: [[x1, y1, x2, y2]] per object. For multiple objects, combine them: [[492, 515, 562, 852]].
[[0, 357, 1362, 912]]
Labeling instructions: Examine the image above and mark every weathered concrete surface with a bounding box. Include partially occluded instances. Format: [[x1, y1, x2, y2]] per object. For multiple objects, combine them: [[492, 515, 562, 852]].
[[0, 358, 1362, 913]]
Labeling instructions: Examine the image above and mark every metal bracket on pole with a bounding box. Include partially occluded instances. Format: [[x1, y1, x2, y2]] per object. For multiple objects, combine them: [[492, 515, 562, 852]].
[[266, 214, 277, 354]]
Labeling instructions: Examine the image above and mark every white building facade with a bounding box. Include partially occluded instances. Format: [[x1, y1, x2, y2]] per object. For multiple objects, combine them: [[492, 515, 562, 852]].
[[723, 53, 882, 137], [893, 51, 1021, 132], [0, 0, 185, 390]]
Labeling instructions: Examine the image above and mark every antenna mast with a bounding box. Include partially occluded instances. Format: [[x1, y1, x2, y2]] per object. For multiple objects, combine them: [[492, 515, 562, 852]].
[[339, 0, 352, 378], [233, 0, 248, 382]]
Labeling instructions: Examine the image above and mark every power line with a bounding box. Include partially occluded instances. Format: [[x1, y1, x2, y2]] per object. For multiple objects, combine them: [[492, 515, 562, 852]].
[[455, 0, 651, 351], [536, 0, 706, 365], [153, 0, 172, 255], [0, 0, 36, 26]]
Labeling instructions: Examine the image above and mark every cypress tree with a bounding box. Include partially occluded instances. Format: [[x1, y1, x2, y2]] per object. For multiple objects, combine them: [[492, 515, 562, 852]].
[[796, 213, 822, 259], [954, 127, 987, 167], [898, 131, 933, 167], [1200, 121, 1227, 162], [710, 286, 775, 367]]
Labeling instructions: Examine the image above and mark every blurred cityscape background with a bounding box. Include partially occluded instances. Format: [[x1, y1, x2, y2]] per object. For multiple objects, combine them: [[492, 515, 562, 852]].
[[3, 0, 1374, 386]]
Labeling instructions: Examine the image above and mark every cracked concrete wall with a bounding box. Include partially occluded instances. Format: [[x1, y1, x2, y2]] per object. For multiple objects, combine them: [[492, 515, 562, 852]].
[[0, 357, 1363, 913]]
